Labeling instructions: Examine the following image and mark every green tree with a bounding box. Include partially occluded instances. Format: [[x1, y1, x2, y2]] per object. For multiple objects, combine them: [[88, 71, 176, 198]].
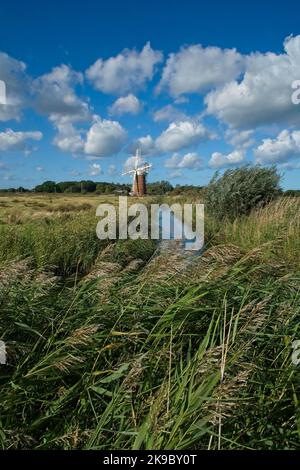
[[206, 165, 281, 220], [35, 181, 60, 193], [147, 181, 173, 195]]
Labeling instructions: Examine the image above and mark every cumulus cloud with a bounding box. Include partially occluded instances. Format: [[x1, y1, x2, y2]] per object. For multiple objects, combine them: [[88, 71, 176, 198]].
[[53, 116, 127, 158], [0, 55, 91, 125], [109, 94, 142, 116], [156, 120, 213, 152], [209, 149, 246, 168], [54, 116, 210, 161], [86, 42, 163, 95], [254, 129, 300, 164], [164, 153, 181, 168], [128, 134, 156, 156], [84, 117, 127, 157], [165, 152, 203, 170], [206, 35, 300, 128], [0, 129, 42, 152], [153, 104, 187, 123], [0, 52, 29, 121], [123, 154, 145, 173], [0, 54, 92, 159], [128, 120, 213, 157], [158, 44, 243, 96], [179, 152, 203, 169], [88, 163, 102, 176], [33, 64, 91, 124], [53, 122, 85, 154], [225, 129, 254, 149]]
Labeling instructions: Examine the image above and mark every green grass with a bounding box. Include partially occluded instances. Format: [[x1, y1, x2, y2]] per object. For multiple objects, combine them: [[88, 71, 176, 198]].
[[0, 194, 299, 449]]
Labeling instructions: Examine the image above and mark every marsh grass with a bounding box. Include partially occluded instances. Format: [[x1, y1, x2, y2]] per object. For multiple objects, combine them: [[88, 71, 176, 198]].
[[0, 194, 299, 449], [206, 197, 300, 268]]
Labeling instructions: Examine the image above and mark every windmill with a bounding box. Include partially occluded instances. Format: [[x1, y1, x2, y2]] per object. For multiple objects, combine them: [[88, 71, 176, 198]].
[[122, 149, 152, 196]]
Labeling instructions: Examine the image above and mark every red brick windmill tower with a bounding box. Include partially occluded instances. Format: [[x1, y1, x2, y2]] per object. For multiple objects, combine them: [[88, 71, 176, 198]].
[[122, 149, 152, 196]]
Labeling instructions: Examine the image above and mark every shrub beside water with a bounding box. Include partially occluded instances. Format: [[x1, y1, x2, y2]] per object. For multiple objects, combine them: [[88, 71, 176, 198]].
[[206, 166, 281, 221]]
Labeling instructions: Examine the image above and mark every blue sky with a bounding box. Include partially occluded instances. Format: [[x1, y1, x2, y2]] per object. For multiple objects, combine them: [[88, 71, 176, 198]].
[[1, 0, 300, 189]]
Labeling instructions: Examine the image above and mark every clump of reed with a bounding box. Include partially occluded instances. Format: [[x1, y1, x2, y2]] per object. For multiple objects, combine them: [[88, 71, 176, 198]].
[[1, 238, 299, 449], [0, 194, 299, 450]]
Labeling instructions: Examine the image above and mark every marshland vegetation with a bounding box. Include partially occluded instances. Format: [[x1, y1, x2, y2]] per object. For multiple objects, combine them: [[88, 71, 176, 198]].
[[0, 178, 299, 449]]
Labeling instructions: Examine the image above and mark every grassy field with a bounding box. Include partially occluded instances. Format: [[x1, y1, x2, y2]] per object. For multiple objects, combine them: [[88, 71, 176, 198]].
[[0, 193, 299, 449]]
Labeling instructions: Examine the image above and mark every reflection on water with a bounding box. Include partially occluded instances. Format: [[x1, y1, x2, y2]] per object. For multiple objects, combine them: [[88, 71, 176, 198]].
[[158, 207, 204, 255]]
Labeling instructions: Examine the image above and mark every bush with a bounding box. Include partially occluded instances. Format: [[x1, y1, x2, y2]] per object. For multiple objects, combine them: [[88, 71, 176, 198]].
[[284, 189, 300, 197], [206, 165, 281, 220]]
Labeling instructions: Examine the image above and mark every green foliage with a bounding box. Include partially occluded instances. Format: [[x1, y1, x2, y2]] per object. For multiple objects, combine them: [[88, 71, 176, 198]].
[[284, 189, 300, 197], [35, 181, 60, 193], [0, 212, 105, 276], [0, 242, 299, 450], [95, 182, 130, 194], [171, 184, 204, 197], [0, 194, 300, 450], [56, 181, 80, 193], [206, 166, 281, 220], [147, 180, 173, 195], [108, 238, 156, 266]]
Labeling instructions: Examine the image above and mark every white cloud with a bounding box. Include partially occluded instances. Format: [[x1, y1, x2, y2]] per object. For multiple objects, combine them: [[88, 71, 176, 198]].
[[0, 55, 91, 126], [36, 166, 44, 172], [88, 163, 102, 176], [164, 153, 181, 168], [165, 152, 203, 170], [53, 122, 85, 154], [158, 44, 243, 96], [0, 129, 42, 152], [225, 129, 254, 149], [0, 52, 28, 121], [53, 115, 127, 158], [129, 134, 156, 156], [109, 94, 142, 116], [84, 117, 127, 157], [156, 120, 213, 152], [254, 129, 300, 164], [209, 149, 246, 168], [168, 170, 183, 179], [179, 152, 203, 169], [33, 64, 91, 124], [54, 116, 214, 161], [279, 161, 300, 170], [206, 35, 300, 128], [123, 154, 144, 173], [86, 42, 163, 95], [108, 164, 117, 176], [153, 104, 187, 123], [129, 120, 213, 157], [0, 80, 6, 105]]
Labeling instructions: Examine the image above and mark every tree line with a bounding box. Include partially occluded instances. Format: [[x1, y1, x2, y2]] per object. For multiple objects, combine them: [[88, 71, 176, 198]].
[[0, 180, 177, 195]]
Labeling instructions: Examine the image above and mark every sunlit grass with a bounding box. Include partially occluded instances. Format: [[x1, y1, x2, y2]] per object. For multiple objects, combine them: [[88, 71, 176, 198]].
[[0, 193, 299, 449]]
